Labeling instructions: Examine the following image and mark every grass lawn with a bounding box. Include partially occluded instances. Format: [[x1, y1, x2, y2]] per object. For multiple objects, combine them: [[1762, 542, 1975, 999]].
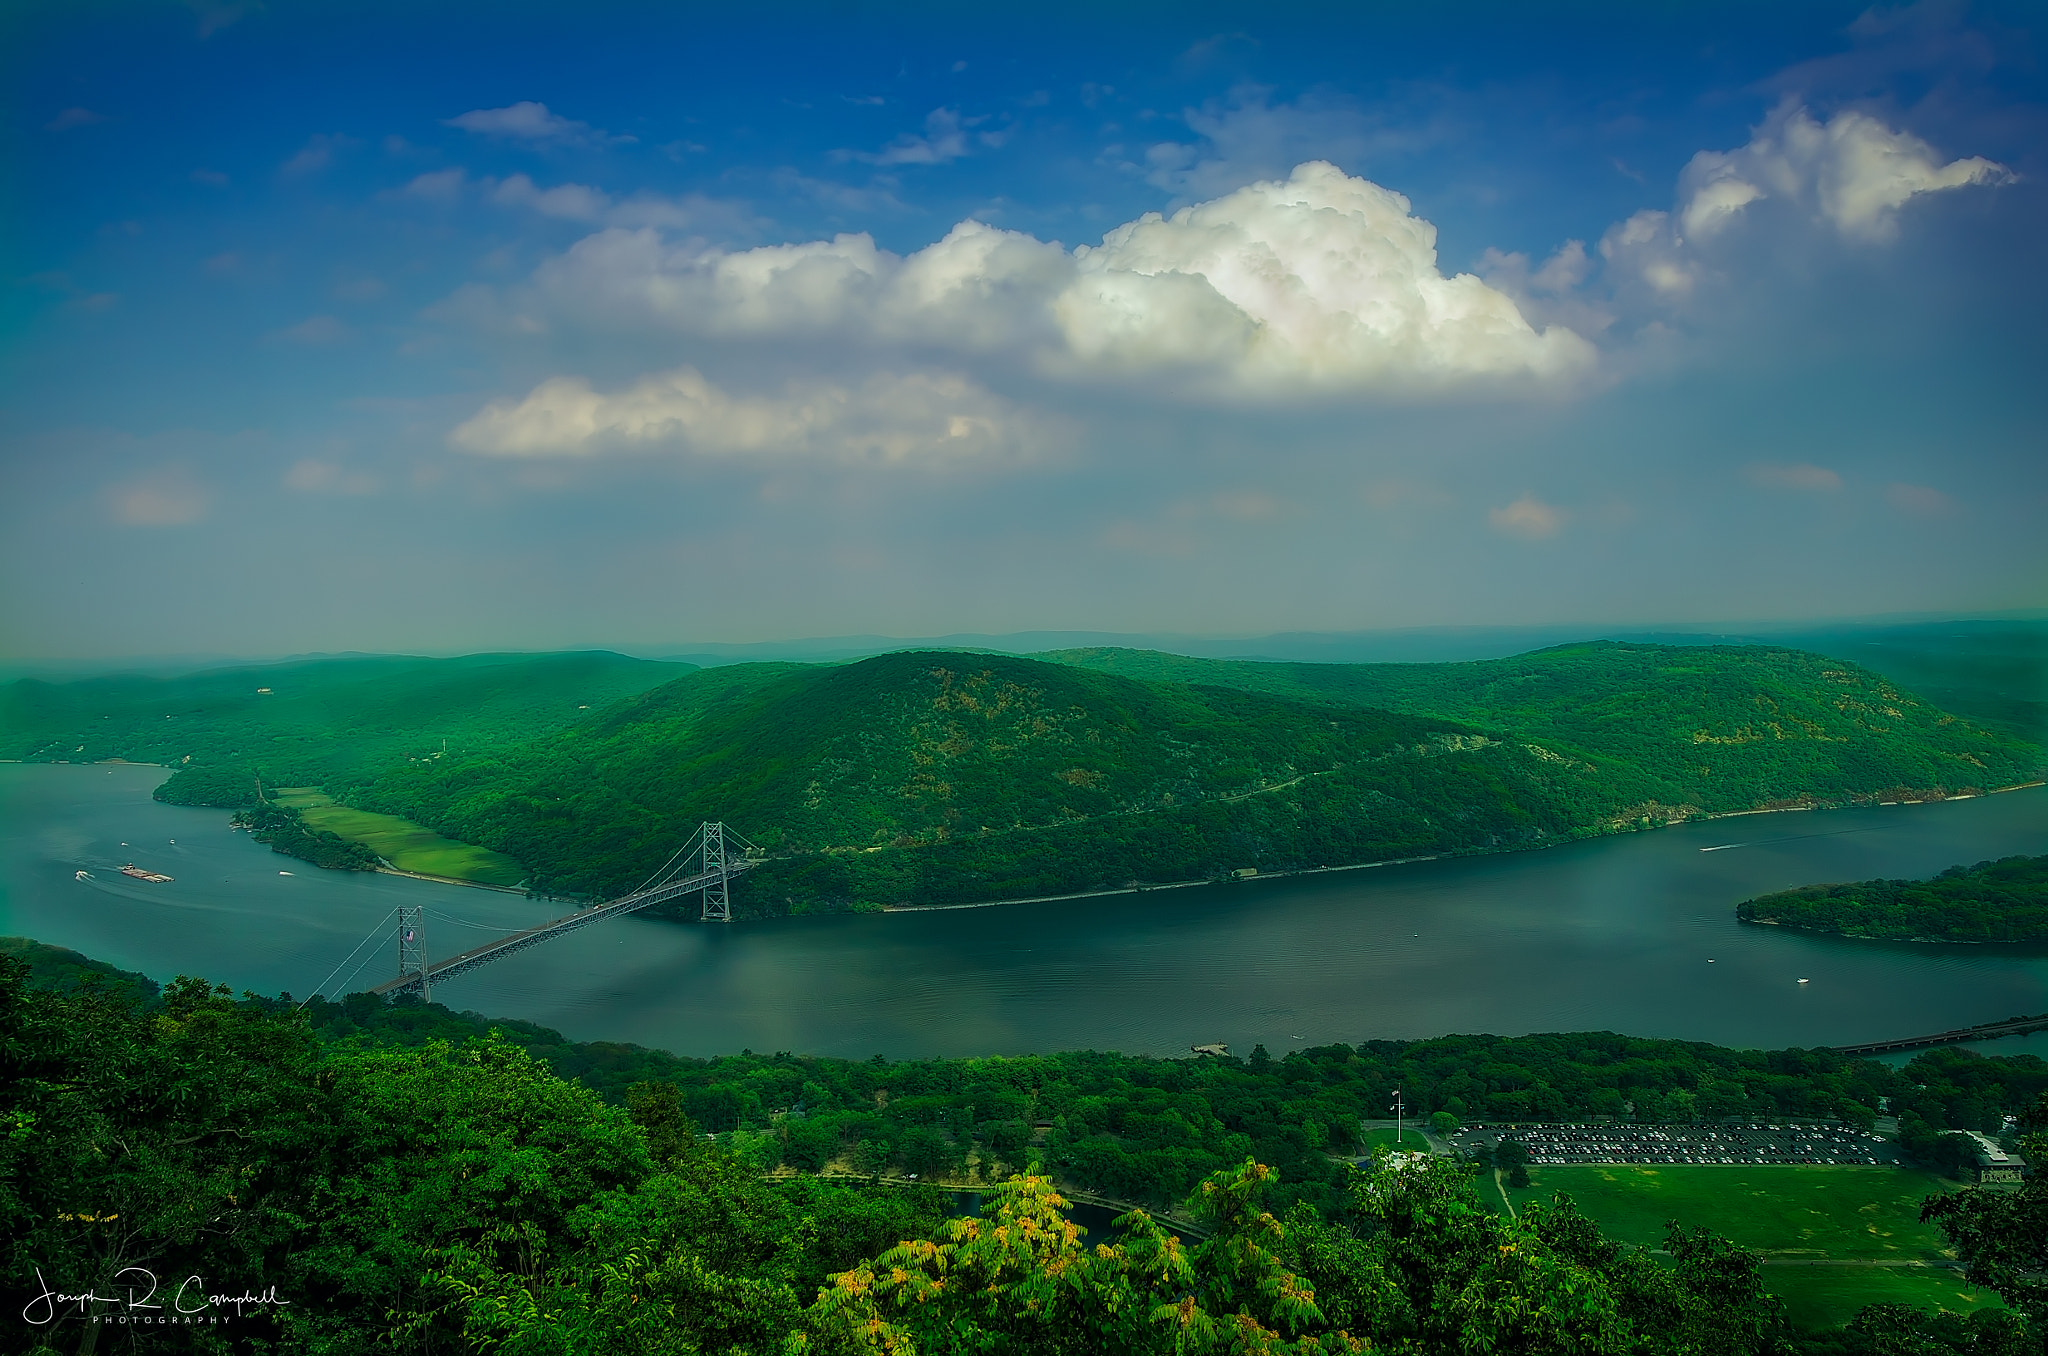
[[1361, 1127, 1433, 1153], [1498, 1164, 2003, 1329], [1761, 1267, 2003, 1331], [274, 787, 526, 887]]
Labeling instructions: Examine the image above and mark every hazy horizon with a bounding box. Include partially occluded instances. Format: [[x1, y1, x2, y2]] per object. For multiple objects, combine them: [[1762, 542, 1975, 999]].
[[4, 2, 2045, 661], [6, 609, 2043, 681]]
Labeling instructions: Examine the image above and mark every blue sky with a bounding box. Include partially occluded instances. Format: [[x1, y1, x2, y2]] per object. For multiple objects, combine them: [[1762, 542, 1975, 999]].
[[3, 0, 2044, 660]]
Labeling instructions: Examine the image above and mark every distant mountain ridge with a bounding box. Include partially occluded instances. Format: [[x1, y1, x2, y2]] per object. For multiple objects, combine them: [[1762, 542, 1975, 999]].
[[354, 651, 1615, 905], [0, 650, 691, 803], [1040, 641, 2036, 818]]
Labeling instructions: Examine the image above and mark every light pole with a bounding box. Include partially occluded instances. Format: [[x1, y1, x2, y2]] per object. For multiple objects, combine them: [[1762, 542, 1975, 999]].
[[1390, 1089, 1406, 1151]]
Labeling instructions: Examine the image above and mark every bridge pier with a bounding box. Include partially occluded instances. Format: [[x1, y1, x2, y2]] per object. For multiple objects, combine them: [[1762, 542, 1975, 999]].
[[702, 821, 731, 923], [397, 905, 428, 1001]]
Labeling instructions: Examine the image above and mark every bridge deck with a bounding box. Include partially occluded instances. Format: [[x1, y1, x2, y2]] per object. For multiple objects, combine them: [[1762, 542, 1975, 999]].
[[1832, 1014, 2048, 1057], [371, 860, 756, 996]]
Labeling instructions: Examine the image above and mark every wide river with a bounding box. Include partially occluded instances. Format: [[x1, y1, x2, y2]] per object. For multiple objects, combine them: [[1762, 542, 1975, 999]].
[[5, 762, 2046, 1061]]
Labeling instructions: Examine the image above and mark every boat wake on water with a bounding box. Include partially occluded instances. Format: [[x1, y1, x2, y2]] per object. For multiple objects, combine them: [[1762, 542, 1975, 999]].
[[1699, 824, 1885, 853]]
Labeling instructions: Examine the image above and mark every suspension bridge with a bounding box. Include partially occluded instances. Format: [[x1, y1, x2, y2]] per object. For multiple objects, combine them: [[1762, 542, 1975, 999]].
[[335, 822, 756, 1002]]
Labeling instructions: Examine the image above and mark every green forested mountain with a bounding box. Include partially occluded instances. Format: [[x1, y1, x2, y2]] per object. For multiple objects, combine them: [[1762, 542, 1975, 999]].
[[5, 643, 2035, 913], [1738, 855, 2048, 943], [1044, 642, 2039, 813], [0, 650, 691, 803], [356, 646, 2038, 910], [1755, 620, 2046, 745], [353, 651, 1633, 905]]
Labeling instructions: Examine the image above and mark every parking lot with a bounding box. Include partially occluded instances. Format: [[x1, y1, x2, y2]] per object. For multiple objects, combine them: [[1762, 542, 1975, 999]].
[[1451, 1122, 1900, 1166]]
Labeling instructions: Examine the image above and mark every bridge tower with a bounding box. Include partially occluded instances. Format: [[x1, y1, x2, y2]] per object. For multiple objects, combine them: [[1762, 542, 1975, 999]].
[[397, 905, 429, 1000], [701, 821, 732, 923]]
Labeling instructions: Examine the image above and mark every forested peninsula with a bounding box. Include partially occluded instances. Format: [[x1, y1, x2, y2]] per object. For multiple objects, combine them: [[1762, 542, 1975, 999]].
[[1737, 854, 2048, 943], [6, 938, 2046, 1354], [3, 642, 2037, 913]]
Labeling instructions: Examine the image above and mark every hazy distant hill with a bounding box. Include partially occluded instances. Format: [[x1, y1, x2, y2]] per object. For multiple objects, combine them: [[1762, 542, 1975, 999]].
[[1043, 642, 2039, 818], [0, 650, 692, 802], [352, 646, 2039, 912]]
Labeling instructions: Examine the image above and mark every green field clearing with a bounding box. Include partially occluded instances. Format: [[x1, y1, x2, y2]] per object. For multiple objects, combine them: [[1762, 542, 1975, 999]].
[[1758, 1266, 2003, 1331], [275, 787, 526, 887], [1499, 1164, 2004, 1329], [1361, 1127, 1433, 1153]]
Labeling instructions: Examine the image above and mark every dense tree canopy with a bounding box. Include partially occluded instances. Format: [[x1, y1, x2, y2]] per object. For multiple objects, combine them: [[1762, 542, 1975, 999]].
[[295, 967, 2047, 1218], [1738, 855, 2048, 943], [4, 946, 2041, 1355]]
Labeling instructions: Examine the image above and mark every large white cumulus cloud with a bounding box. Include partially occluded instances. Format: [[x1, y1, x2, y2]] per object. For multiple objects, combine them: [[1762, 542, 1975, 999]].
[[1064, 164, 1593, 386], [449, 367, 1048, 465], [530, 162, 1593, 398]]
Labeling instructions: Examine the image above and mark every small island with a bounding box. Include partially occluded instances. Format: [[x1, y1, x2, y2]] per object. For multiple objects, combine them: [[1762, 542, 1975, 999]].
[[1736, 854, 2048, 942]]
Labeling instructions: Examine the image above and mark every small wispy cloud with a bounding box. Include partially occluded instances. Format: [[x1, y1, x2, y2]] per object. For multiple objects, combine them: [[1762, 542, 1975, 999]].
[[187, 0, 261, 38], [271, 314, 349, 344], [45, 107, 109, 132], [285, 459, 380, 495], [108, 469, 209, 526], [846, 108, 1000, 166], [445, 101, 630, 147], [1746, 462, 1842, 491], [1887, 482, 1956, 517], [1489, 495, 1565, 540], [280, 133, 356, 177], [400, 167, 467, 204]]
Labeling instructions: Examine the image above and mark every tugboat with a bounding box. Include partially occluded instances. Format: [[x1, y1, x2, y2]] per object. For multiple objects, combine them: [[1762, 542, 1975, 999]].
[[119, 864, 174, 883]]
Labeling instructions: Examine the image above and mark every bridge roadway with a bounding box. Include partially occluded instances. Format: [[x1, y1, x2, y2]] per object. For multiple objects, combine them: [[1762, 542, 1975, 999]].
[[1832, 1012, 2048, 1057], [371, 859, 758, 997]]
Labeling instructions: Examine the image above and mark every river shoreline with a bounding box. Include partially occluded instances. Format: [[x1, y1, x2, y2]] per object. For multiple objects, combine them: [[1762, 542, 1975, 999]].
[[372, 864, 531, 895], [56, 759, 2048, 919], [882, 780, 2048, 916], [1741, 919, 2048, 947], [11, 759, 2047, 1058]]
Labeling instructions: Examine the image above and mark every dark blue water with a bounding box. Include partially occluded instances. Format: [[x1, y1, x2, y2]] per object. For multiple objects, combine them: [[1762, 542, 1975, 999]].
[[4, 763, 2044, 1061]]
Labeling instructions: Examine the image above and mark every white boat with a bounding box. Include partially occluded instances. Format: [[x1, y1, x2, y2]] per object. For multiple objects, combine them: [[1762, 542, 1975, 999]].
[[75, 869, 92, 881], [279, 870, 294, 876]]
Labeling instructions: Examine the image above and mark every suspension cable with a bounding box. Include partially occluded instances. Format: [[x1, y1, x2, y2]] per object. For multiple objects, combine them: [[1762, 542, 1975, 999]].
[[326, 940, 395, 1001], [626, 822, 705, 896], [299, 907, 396, 1007], [423, 906, 516, 932]]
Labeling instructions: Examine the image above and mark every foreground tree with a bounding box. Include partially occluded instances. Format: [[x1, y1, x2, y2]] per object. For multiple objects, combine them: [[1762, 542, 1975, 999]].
[[0, 963, 321, 1352], [1920, 1091, 2048, 1335], [794, 1152, 1802, 1356]]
